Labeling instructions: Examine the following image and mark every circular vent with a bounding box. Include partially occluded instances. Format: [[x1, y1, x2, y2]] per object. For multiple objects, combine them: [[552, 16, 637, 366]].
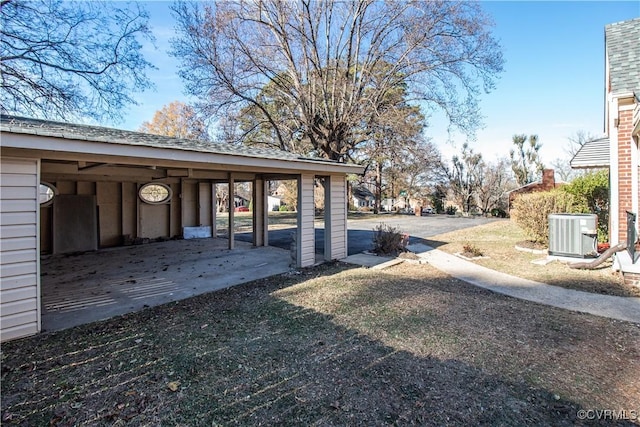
[[139, 183, 172, 204]]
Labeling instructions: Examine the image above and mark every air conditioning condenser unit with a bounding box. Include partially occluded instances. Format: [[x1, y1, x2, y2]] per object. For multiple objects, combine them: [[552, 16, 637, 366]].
[[548, 213, 598, 258]]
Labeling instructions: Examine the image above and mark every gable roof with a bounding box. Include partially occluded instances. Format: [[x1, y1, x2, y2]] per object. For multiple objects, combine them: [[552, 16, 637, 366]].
[[0, 115, 364, 174], [570, 137, 610, 169], [2, 115, 308, 162], [605, 18, 640, 96], [352, 186, 375, 201], [506, 169, 565, 195]]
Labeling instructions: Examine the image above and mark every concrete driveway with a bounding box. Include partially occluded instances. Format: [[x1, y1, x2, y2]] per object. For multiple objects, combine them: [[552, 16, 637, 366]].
[[344, 214, 498, 253]]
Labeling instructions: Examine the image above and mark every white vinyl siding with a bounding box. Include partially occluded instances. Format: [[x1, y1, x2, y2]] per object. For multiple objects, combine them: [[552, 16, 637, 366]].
[[297, 174, 316, 267], [1, 158, 40, 342]]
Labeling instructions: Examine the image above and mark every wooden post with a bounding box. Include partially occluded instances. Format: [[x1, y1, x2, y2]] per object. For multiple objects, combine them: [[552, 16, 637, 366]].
[[297, 174, 315, 267], [324, 175, 347, 261], [253, 177, 268, 246]]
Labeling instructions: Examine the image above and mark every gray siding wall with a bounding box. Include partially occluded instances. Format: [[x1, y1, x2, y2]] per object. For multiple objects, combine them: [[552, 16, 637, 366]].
[[325, 175, 347, 260], [297, 174, 316, 267], [1, 157, 40, 342]]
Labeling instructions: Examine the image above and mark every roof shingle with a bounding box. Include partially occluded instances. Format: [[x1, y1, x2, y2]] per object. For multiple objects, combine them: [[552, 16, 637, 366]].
[[0, 115, 337, 165], [605, 18, 640, 96]]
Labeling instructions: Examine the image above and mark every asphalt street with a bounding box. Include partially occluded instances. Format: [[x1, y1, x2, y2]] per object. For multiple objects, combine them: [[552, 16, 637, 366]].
[[237, 214, 499, 255]]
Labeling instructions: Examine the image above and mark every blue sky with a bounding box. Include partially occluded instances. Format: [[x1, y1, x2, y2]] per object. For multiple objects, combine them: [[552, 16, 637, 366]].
[[114, 1, 640, 166]]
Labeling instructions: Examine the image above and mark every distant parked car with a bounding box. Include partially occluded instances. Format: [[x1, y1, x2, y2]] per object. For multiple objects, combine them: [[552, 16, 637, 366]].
[[234, 206, 249, 212], [422, 207, 434, 215]]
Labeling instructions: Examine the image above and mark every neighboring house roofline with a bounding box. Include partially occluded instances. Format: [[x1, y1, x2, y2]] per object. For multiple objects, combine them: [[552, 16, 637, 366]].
[[570, 137, 610, 169], [506, 169, 565, 195], [352, 185, 375, 200], [506, 180, 567, 195]]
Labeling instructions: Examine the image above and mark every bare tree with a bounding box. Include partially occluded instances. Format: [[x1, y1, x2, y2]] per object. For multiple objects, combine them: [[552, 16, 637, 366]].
[[139, 101, 210, 140], [233, 79, 314, 153], [170, 0, 504, 161], [566, 130, 599, 158], [216, 184, 229, 213], [476, 158, 515, 215], [359, 136, 442, 213], [1, 0, 155, 122], [510, 134, 544, 186], [549, 131, 601, 182], [393, 140, 444, 205], [550, 157, 576, 182], [446, 143, 483, 214]]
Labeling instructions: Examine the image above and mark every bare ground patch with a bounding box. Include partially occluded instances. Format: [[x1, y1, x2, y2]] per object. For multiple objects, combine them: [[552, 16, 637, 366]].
[[2, 262, 639, 426]]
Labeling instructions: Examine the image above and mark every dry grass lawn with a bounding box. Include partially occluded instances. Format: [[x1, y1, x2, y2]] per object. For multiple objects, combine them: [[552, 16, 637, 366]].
[[422, 219, 640, 298], [2, 262, 639, 426]]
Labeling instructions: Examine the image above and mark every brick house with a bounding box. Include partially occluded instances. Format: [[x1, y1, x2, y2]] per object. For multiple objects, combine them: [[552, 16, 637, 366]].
[[507, 169, 564, 210], [571, 18, 640, 283]]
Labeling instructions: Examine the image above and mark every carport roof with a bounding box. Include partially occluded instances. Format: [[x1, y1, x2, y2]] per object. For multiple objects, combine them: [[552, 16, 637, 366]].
[[1, 115, 363, 174]]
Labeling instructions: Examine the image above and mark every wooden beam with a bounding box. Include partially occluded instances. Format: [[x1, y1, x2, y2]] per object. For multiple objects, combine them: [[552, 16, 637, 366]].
[[78, 162, 109, 171], [167, 169, 189, 177]]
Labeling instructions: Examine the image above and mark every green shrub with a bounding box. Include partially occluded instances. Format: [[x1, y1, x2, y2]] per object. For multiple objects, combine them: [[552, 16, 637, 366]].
[[429, 189, 446, 214], [278, 205, 290, 212], [445, 205, 458, 215], [561, 170, 609, 243], [372, 223, 407, 255], [490, 208, 507, 218], [510, 190, 584, 245]]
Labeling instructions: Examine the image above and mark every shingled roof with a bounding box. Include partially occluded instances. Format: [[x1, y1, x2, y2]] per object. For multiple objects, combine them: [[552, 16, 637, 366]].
[[605, 17, 640, 96], [570, 137, 610, 169], [0, 115, 334, 165]]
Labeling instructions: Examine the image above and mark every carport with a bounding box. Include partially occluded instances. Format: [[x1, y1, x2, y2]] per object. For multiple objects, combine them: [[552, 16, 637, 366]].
[[0, 115, 363, 341]]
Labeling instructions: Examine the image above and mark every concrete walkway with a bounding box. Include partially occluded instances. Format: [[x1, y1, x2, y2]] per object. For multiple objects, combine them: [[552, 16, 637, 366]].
[[345, 244, 640, 324]]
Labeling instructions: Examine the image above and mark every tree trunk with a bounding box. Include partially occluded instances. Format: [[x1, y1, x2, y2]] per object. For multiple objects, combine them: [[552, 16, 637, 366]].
[[374, 162, 382, 214]]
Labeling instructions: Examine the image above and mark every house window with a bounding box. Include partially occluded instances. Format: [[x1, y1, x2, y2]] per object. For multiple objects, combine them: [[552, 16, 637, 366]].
[[39, 182, 56, 206], [139, 183, 172, 204]]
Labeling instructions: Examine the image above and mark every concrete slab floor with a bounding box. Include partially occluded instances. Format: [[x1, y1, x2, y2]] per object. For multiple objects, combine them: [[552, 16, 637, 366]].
[[40, 238, 293, 332]]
